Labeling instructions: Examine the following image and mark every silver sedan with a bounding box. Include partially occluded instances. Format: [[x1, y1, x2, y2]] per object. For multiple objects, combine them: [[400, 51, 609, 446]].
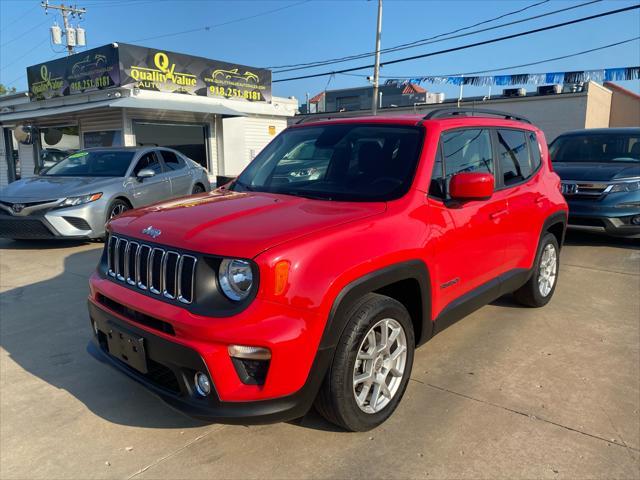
[[0, 147, 211, 240]]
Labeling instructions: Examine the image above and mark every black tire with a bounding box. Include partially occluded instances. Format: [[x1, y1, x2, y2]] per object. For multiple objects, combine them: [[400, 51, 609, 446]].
[[315, 293, 415, 432], [513, 232, 560, 307], [192, 184, 205, 194], [106, 199, 130, 222]]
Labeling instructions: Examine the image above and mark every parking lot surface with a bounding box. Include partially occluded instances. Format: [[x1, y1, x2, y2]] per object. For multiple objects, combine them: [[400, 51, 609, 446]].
[[1, 232, 638, 479]]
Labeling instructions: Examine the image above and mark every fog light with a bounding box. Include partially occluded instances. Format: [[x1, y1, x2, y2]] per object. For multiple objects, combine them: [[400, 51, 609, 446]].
[[632, 215, 640, 225], [91, 319, 98, 335], [194, 372, 211, 397]]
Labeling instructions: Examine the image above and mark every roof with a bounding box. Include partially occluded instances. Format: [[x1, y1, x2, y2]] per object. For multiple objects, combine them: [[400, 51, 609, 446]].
[[308, 92, 325, 104], [556, 127, 640, 136], [402, 84, 427, 95], [603, 81, 640, 100]]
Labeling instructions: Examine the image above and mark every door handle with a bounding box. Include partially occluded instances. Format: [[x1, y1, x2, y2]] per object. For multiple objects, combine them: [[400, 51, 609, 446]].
[[534, 195, 544, 206], [490, 209, 508, 221]]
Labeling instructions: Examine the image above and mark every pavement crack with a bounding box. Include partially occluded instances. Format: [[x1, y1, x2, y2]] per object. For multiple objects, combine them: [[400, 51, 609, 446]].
[[127, 425, 226, 479], [413, 379, 640, 453]]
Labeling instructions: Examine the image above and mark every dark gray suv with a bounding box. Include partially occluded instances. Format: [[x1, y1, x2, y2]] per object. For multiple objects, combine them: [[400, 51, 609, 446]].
[[550, 128, 640, 238]]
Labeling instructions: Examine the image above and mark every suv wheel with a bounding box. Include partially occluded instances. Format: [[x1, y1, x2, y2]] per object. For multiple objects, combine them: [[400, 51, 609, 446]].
[[315, 293, 415, 431], [513, 232, 560, 307]]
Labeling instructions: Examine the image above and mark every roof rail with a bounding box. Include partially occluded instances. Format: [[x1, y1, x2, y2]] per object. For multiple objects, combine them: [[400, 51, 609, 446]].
[[295, 115, 336, 125], [422, 108, 531, 124]]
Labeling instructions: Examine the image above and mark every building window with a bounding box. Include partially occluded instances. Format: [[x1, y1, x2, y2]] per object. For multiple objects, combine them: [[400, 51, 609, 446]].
[[40, 125, 80, 171], [83, 130, 122, 148]]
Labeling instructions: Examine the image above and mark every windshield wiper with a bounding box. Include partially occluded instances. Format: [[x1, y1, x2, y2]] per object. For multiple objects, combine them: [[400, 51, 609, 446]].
[[232, 179, 254, 192], [278, 190, 333, 201]]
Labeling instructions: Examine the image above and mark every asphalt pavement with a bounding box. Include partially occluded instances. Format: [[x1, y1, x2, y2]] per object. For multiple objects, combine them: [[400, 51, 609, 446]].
[[0, 231, 638, 479]]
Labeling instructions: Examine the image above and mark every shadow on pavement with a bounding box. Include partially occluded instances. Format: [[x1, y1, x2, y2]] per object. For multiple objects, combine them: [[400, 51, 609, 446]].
[[0, 239, 93, 250], [0, 247, 209, 429], [0, 245, 335, 431], [563, 229, 639, 250]]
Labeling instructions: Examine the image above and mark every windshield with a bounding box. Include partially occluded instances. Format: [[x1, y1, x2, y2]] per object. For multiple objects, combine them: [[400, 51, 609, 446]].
[[549, 134, 640, 163], [43, 150, 135, 177], [232, 124, 424, 201]]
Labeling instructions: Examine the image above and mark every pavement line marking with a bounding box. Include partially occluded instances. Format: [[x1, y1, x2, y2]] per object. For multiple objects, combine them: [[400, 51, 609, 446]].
[[562, 263, 640, 277], [410, 378, 640, 453], [127, 424, 227, 479]]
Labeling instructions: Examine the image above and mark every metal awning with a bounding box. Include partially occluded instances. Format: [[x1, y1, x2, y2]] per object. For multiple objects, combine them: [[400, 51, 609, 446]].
[[0, 92, 246, 123], [0, 99, 115, 123]]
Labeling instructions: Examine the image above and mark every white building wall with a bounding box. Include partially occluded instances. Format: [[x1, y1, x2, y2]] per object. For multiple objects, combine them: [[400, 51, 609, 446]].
[[221, 115, 286, 177], [244, 116, 286, 162], [0, 129, 8, 188], [18, 142, 35, 180]]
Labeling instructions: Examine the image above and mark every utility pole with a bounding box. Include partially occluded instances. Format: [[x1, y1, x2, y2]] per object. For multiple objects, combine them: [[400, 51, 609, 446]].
[[41, 1, 86, 56], [371, 0, 383, 115]]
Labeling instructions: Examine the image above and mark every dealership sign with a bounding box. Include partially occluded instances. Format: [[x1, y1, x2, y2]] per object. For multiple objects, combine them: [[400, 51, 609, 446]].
[[27, 43, 271, 103]]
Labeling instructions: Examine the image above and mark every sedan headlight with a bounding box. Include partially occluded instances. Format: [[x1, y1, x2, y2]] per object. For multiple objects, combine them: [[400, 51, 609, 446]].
[[218, 258, 254, 301], [610, 181, 640, 193], [59, 192, 103, 207]]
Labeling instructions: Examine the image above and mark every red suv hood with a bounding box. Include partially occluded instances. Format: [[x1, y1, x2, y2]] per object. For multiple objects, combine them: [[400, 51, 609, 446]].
[[109, 191, 386, 258]]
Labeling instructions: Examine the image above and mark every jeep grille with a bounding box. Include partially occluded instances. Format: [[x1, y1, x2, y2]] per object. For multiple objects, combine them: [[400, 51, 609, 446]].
[[106, 235, 197, 304]]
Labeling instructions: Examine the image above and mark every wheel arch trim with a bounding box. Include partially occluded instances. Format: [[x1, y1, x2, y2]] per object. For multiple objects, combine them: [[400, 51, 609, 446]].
[[321, 260, 433, 351]]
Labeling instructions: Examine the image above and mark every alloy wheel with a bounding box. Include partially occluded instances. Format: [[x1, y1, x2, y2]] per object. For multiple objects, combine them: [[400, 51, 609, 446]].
[[538, 243, 557, 297], [109, 203, 128, 219], [353, 318, 408, 414]]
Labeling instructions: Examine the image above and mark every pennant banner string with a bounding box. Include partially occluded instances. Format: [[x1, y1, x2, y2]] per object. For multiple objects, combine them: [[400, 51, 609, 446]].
[[386, 66, 640, 87]]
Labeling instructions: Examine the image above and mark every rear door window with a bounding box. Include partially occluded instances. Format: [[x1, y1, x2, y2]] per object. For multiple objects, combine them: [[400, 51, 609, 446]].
[[527, 131, 542, 170], [496, 129, 532, 186], [160, 150, 186, 171]]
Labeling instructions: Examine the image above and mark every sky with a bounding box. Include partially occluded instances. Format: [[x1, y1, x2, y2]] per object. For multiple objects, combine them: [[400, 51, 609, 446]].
[[1, 0, 639, 103]]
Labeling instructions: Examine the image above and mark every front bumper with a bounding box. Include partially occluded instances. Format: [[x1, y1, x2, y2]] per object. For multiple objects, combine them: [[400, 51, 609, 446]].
[[0, 202, 106, 239], [88, 301, 331, 423], [565, 197, 640, 238], [87, 271, 332, 422]]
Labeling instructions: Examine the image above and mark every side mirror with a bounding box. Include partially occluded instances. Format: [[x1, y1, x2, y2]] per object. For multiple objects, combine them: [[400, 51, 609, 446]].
[[449, 172, 494, 201], [136, 168, 156, 180]]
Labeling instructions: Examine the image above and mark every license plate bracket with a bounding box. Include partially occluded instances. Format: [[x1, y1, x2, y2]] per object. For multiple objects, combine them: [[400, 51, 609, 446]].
[[106, 325, 148, 374]]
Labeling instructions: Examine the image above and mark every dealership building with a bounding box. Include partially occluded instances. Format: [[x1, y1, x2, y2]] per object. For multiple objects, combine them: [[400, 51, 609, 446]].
[[0, 43, 297, 188]]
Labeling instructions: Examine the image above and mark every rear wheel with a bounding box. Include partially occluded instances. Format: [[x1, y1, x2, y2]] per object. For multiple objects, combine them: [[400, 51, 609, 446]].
[[192, 184, 205, 194], [315, 293, 414, 431], [513, 232, 559, 307]]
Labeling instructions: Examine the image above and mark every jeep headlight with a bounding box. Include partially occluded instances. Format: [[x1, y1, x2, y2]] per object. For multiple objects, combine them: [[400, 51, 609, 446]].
[[218, 259, 254, 301], [610, 181, 640, 193], [59, 192, 103, 207]]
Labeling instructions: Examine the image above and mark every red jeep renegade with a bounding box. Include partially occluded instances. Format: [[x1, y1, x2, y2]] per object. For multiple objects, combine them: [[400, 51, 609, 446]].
[[88, 109, 568, 431]]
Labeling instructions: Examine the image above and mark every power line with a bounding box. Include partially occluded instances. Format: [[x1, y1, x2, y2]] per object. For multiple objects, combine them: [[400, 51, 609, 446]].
[[128, 0, 310, 43], [0, 2, 40, 34], [338, 37, 640, 80], [268, 0, 552, 70], [0, 38, 49, 72], [271, 0, 602, 73], [273, 4, 640, 83], [0, 18, 50, 48]]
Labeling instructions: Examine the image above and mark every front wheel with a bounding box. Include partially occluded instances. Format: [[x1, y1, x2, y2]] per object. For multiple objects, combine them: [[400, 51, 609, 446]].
[[513, 232, 560, 307], [106, 199, 130, 221], [315, 293, 415, 431], [192, 184, 205, 194]]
